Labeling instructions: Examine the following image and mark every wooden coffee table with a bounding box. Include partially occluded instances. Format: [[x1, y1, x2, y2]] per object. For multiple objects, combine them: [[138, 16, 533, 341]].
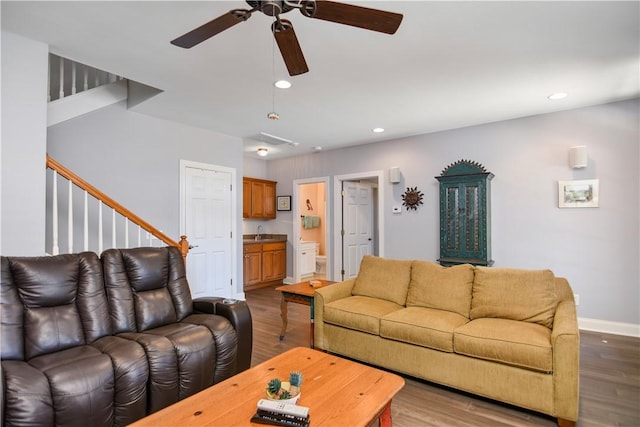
[[128, 347, 405, 427], [276, 280, 335, 348]]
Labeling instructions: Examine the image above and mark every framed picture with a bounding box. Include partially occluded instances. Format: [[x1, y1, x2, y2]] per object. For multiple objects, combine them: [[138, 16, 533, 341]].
[[558, 179, 599, 208], [277, 196, 291, 211]]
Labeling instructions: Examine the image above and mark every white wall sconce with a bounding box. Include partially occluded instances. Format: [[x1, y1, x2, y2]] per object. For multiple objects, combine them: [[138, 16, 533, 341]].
[[389, 166, 401, 184], [569, 146, 587, 169], [257, 147, 269, 157]]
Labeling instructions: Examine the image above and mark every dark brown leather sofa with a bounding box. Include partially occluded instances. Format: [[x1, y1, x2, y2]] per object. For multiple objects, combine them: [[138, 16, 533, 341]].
[[1, 246, 253, 427]]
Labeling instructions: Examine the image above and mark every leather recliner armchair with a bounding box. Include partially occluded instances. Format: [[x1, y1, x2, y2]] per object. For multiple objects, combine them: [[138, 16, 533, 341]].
[[1, 246, 253, 427]]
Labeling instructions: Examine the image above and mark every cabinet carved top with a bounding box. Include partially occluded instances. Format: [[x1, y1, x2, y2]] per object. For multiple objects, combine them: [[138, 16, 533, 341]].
[[438, 159, 493, 177]]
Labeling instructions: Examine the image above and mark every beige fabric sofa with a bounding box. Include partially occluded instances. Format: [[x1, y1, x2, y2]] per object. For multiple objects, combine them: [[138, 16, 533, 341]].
[[314, 256, 579, 427]]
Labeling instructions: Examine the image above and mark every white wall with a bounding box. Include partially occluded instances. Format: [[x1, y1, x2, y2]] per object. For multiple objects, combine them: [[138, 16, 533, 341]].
[[1, 31, 48, 255], [47, 101, 245, 296], [266, 99, 640, 332]]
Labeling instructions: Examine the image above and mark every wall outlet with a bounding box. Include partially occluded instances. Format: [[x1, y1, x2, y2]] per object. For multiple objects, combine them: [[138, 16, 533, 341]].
[[574, 294, 580, 306]]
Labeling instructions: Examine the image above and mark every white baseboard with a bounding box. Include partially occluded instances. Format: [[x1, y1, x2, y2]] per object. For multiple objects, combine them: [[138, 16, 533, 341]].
[[578, 317, 640, 337], [283, 276, 294, 285]]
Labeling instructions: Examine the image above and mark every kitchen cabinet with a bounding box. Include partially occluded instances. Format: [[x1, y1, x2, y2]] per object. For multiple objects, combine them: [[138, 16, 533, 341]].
[[436, 160, 494, 267], [243, 177, 277, 219], [262, 242, 286, 282], [243, 244, 262, 287], [243, 241, 286, 290]]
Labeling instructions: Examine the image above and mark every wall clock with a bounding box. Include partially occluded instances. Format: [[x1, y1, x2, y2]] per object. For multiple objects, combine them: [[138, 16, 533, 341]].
[[401, 186, 424, 211]]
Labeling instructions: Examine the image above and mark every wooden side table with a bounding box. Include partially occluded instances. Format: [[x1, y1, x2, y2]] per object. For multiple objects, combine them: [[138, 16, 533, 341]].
[[276, 280, 335, 348]]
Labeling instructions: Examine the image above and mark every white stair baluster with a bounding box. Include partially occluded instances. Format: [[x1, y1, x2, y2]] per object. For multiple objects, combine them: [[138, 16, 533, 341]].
[[112, 209, 116, 248], [67, 180, 73, 253], [59, 57, 64, 99], [52, 171, 59, 255], [83, 65, 89, 91], [98, 201, 104, 253], [83, 191, 89, 251], [47, 56, 51, 102], [94, 68, 99, 88], [71, 62, 77, 95], [124, 219, 129, 248], [137, 225, 142, 247]]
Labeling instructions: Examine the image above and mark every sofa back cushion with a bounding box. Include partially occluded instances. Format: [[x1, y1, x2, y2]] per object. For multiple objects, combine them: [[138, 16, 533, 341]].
[[1, 252, 109, 360], [406, 261, 474, 318], [352, 256, 412, 305], [102, 246, 193, 333], [470, 267, 558, 328]]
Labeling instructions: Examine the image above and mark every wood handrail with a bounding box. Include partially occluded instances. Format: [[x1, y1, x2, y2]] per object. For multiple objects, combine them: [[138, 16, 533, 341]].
[[46, 154, 189, 259]]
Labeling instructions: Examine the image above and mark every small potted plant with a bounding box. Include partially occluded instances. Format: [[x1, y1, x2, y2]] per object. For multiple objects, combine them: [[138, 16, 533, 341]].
[[266, 371, 303, 404]]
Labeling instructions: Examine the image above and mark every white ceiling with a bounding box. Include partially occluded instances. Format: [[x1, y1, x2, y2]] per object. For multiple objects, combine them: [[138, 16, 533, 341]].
[[3, 1, 639, 159]]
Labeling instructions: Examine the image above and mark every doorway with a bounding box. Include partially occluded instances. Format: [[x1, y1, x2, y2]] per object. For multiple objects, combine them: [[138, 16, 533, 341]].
[[333, 171, 384, 281], [293, 177, 330, 283], [180, 160, 237, 300]]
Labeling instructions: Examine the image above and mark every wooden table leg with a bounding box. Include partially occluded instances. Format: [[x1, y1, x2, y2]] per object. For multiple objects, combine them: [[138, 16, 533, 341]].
[[279, 294, 288, 341], [379, 401, 393, 427]]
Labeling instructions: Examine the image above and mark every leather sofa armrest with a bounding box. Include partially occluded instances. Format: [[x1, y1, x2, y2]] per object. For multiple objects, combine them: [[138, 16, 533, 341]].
[[193, 297, 225, 314], [193, 297, 253, 372]]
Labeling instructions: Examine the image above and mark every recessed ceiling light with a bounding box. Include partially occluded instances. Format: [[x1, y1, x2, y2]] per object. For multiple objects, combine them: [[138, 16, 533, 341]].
[[548, 92, 568, 100], [274, 80, 291, 89], [372, 127, 385, 133], [312, 146, 322, 151]]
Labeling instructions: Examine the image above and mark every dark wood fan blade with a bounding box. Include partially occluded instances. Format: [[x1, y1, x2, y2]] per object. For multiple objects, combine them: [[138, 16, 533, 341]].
[[171, 10, 248, 48], [273, 20, 309, 76], [311, 1, 403, 34]]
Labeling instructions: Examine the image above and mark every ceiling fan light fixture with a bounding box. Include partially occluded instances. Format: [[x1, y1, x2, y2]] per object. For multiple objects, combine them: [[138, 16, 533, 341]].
[[257, 147, 269, 157]]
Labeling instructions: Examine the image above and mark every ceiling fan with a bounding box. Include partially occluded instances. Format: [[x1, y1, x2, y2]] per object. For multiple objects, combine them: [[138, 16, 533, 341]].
[[171, 0, 403, 76]]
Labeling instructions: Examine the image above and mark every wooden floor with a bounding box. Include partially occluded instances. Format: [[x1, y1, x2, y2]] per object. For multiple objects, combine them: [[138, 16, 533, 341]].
[[245, 285, 640, 427]]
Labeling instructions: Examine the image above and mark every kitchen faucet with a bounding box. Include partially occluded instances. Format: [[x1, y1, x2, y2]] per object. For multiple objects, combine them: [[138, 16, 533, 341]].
[[256, 225, 264, 240]]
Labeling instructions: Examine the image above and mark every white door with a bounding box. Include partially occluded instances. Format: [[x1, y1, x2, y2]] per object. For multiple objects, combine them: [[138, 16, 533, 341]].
[[342, 181, 374, 279], [184, 165, 232, 299]]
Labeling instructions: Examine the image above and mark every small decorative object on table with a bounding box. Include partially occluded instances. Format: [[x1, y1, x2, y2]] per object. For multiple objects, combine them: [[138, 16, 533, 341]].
[[266, 371, 303, 404]]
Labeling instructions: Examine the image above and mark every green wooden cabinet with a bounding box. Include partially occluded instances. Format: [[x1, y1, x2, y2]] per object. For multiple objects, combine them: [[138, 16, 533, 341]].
[[436, 160, 494, 267]]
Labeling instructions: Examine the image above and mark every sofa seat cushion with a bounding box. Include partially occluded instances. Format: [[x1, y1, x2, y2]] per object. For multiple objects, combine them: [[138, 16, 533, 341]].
[[352, 256, 412, 305], [323, 296, 402, 335], [380, 307, 469, 352], [454, 318, 553, 373], [407, 261, 475, 318], [27, 345, 115, 426], [470, 267, 558, 328]]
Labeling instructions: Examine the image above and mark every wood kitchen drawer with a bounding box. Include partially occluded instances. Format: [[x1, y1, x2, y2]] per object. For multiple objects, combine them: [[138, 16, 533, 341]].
[[243, 244, 262, 253], [262, 242, 286, 251]]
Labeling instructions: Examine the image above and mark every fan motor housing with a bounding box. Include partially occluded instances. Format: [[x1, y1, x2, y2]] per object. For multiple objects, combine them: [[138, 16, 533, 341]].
[[246, 1, 295, 16]]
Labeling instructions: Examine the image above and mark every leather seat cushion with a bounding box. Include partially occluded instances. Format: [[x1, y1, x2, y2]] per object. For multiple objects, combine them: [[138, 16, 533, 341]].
[[454, 318, 553, 373], [323, 295, 402, 335], [144, 323, 216, 399], [380, 307, 469, 352], [28, 345, 115, 426]]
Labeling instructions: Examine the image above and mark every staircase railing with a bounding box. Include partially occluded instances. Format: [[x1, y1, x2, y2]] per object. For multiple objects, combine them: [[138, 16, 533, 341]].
[[48, 54, 124, 102], [46, 155, 189, 260]]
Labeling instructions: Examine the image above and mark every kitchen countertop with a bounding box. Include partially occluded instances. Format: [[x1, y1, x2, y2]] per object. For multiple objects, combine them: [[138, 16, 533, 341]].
[[242, 234, 287, 244]]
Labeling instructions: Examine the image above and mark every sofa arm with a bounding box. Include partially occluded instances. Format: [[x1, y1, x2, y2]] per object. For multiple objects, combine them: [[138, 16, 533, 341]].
[[193, 298, 253, 372], [313, 279, 355, 349], [551, 299, 580, 422]]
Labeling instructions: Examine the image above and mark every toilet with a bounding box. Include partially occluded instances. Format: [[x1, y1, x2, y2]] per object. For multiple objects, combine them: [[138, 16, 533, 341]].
[[315, 243, 326, 275]]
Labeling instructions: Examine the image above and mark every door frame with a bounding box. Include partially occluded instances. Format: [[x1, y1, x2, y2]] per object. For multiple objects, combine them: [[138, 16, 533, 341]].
[[179, 160, 240, 298], [293, 176, 330, 283], [333, 170, 385, 281]]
